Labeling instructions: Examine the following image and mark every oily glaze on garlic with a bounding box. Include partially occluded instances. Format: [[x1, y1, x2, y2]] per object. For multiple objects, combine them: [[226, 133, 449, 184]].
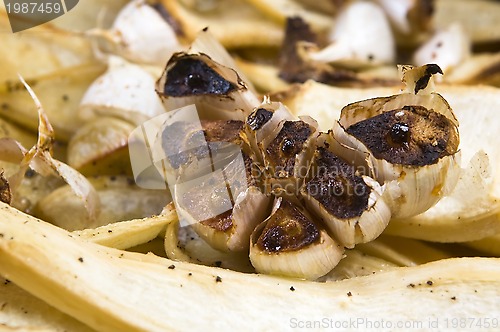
[[249, 197, 344, 280], [333, 64, 461, 218]]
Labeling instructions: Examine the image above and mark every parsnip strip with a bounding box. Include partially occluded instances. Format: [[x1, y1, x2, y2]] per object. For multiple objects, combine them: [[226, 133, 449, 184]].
[[1, 202, 500, 331], [73, 204, 177, 250]]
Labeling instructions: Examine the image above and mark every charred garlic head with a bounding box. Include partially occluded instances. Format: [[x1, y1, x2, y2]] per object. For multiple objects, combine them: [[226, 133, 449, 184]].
[[333, 64, 461, 218]]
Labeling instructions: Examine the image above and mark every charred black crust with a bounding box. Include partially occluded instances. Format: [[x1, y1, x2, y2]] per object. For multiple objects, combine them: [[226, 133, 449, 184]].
[[163, 57, 237, 97], [257, 199, 320, 252], [304, 148, 370, 219], [247, 108, 273, 131], [346, 106, 458, 166]]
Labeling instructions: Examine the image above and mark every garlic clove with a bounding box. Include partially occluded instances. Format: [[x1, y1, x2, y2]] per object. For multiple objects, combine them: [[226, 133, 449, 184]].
[[249, 197, 344, 280], [308, 1, 395, 68], [333, 65, 461, 218], [300, 133, 392, 248], [174, 153, 271, 252], [413, 24, 471, 75], [79, 56, 165, 125], [171, 120, 271, 252], [156, 53, 260, 120], [92, 0, 182, 66], [67, 117, 134, 176]]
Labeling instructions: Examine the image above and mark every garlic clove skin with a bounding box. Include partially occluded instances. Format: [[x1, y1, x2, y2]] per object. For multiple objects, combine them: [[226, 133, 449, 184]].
[[413, 24, 471, 75], [300, 133, 392, 248], [249, 197, 344, 280], [308, 1, 395, 68], [79, 56, 165, 125], [107, 0, 182, 66], [332, 67, 461, 218]]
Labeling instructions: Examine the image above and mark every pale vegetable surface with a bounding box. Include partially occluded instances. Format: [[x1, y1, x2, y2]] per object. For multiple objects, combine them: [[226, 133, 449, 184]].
[[0, 0, 499, 330]]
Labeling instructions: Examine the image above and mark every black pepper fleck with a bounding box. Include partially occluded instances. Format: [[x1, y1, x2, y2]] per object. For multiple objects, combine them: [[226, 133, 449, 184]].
[[4, 279, 10, 285], [214, 261, 222, 267], [427, 280, 433, 286], [78, 257, 84, 263], [347, 292, 352, 297], [188, 273, 192, 277], [451, 296, 456, 300], [408, 283, 415, 288], [290, 286, 295, 291], [108, 230, 113, 233], [215, 276, 222, 283], [168, 265, 176, 270]]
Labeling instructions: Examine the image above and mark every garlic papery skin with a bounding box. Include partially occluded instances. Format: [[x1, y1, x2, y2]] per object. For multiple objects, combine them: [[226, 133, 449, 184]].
[[300, 133, 392, 248], [308, 1, 395, 68], [79, 56, 165, 125], [98, 0, 182, 66], [249, 197, 344, 280], [413, 24, 471, 75], [332, 69, 461, 218]]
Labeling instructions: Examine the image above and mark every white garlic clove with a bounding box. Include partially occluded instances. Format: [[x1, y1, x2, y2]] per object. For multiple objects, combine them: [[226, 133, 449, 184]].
[[300, 133, 392, 248], [249, 197, 344, 280], [413, 24, 471, 75], [333, 65, 461, 218], [309, 1, 395, 68], [79, 56, 165, 125], [101, 0, 182, 66]]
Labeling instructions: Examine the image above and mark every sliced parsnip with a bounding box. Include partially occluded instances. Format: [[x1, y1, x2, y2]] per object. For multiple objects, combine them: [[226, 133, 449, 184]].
[[161, 0, 284, 48], [67, 117, 134, 176], [1, 202, 500, 331], [164, 219, 255, 273], [0, 12, 96, 82], [446, 53, 500, 87], [464, 233, 500, 256], [435, 0, 500, 47], [319, 249, 398, 282], [72, 203, 177, 250], [34, 176, 170, 231], [276, 81, 500, 242], [0, 64, 106, 142], [233, 58, 289, 93], [244, 0, 333, 32], [50, 0, 130, 31], [0, 277, 93, 332], [357, 235, 454, 267], [0, 118, 37, 150]]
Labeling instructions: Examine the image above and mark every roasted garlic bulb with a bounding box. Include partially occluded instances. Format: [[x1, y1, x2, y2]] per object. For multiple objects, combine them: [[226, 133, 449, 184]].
[[155, 31, 461, 280], [333, 65, 461, 218]]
